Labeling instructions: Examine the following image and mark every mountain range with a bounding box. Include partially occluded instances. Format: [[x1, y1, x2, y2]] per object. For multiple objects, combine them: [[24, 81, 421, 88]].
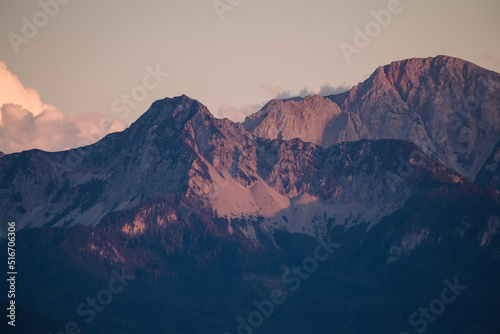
[[1, 55, 500, 334]]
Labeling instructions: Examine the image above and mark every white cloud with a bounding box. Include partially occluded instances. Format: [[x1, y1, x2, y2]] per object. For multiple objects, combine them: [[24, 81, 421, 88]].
[[0, 104, 126, 154], [0, 61, 57, 124], [0, 62, 126, 154], [260, 83, 351, 100]]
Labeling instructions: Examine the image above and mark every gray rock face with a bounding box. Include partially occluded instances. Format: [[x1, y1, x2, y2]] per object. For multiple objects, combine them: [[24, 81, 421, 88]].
[[244, 56, 500, 180]]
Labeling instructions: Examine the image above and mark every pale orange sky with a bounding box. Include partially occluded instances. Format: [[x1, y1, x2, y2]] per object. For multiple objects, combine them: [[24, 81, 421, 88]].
[[0, 0, 499, 153]]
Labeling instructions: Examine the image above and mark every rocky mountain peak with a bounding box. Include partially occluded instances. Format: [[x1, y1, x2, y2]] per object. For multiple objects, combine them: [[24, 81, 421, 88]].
[[128, 94, 213, 133], [107, 94, 218, 160], [243, 56, 500, 180], [243, 94, 342, 144]]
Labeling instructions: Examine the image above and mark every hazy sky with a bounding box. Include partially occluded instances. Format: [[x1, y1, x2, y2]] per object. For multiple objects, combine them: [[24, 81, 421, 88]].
[[0, 0, 499, 153]]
